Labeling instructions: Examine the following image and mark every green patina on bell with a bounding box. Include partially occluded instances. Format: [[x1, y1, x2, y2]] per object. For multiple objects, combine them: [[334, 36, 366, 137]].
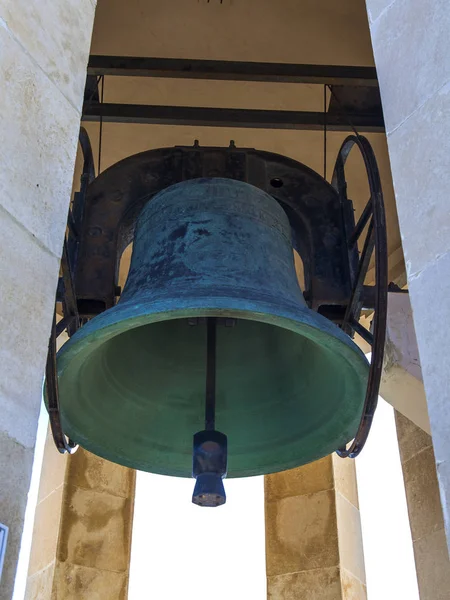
[[55, 178, 369, 477]]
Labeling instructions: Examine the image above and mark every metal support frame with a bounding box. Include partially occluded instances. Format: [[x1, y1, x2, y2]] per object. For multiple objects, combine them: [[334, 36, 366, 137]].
[[71, 143, 357, 317], [82, 103, 384, 132], [82, 55, 384, 133], [88, 56, 378, 86], [51, 131, 388, 459]]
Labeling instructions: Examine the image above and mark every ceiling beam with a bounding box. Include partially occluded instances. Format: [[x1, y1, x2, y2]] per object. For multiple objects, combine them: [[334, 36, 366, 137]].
[[87, 55, 378, 87], [82, 103, 384, 132]]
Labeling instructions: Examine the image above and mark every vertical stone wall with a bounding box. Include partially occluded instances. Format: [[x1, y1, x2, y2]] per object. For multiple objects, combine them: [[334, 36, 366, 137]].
[[24, 428, 68, 599], [24, 447, 135, 600], [381, 292, 430, 434], [0, 1, 96, 596], [50, 450, 135, 600], [265, 455, 366, 599], [366, 0, 450, 549], [395, 413, 450, 600]]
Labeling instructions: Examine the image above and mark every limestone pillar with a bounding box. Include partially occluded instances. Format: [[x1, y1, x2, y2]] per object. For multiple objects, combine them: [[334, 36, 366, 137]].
[[0, 1, 96, 596], [24, 427, 68, 598], [265, 455, 366, 599], [381, 292, 430, 434], [25, 447, 135, 600], [366, 0, 450, 549], [395, 413, 450, 600]]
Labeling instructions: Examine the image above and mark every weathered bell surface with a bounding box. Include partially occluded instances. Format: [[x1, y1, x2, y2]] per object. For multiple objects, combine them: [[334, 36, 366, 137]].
[[55, 178, 369, 477]]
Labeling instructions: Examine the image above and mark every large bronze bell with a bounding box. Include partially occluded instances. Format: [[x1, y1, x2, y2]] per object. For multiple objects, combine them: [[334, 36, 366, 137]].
[[55, 178, 368, 485]]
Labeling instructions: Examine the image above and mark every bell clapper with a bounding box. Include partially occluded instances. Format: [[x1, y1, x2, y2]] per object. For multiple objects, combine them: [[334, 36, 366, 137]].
[[205, 317, 217, 432], [192, 317, 228, 507]]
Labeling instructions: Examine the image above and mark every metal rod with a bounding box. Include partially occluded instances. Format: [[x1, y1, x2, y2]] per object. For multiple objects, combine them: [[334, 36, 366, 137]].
[[60, 240, 80, 336], [98, 75, 104, 174], [82, 103, 385, 132], [56, 316, 70, 337], [205, 317, 217, 431], [323, 85, 327, 180], [342, 218, 375, 332], [349, 199, 373, 247], [350, 318, 374, 346], [87, 55, 379, 87]]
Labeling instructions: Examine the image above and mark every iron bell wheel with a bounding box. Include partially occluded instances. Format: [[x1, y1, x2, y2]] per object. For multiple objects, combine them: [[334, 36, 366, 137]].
[[50, 178, 369, 477]]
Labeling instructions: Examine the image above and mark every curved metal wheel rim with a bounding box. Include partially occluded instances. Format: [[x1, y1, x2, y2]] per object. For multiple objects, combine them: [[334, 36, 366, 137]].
[[46, 127, 95, 454], [332, 135, 388, 458], [46, 311, 79, 454]]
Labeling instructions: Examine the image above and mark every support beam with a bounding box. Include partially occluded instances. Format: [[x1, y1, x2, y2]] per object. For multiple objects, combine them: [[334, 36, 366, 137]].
[[87, 55, 378, 87], [82, 103, 384, 132]]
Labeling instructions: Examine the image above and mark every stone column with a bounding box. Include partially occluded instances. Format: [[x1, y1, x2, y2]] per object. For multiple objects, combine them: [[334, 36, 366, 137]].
[[381, 292, 430, 434], [24, 427, 68, 598], [366, 0, 450, 548], [265, 455, 366, 599], [25, 448, 135, 600], [0, 1, 96, 597], [395, 413, 450, 600]]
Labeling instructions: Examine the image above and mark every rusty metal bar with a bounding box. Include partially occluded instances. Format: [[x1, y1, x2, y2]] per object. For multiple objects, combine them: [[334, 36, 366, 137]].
[[82, 102, 384, 132], [87, 55, 379, 87]]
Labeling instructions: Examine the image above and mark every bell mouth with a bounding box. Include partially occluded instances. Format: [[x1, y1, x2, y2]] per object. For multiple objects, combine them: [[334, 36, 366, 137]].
[[55, 296, 369, 478]]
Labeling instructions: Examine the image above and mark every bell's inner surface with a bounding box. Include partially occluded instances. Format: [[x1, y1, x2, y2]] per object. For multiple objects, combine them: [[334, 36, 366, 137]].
[[60, 316, 364, 477]]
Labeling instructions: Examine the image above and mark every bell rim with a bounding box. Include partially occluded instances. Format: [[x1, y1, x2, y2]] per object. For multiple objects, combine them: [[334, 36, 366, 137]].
[[54, 295, 369, 477], [58, 294, 368, 371]]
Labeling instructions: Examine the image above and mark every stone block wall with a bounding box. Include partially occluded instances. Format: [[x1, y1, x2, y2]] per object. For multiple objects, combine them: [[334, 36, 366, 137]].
[[265, 455, 367, 599], [395, 413, 450, 600], [0, 1, 96, 596], [366, 0, 450, 549], [24, 428, 68, 599]]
